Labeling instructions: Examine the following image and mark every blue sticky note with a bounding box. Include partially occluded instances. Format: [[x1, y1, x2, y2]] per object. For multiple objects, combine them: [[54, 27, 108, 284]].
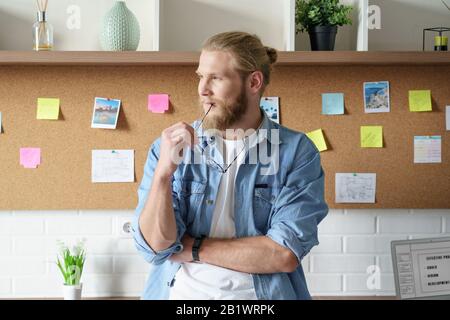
[[322, 93, 344, 115]]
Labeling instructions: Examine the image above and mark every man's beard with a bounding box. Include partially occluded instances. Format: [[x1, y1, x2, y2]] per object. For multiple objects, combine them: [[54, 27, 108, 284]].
[[199, 88, 248, 132]]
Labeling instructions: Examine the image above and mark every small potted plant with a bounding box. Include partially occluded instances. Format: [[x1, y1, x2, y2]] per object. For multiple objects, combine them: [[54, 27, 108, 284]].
[[56, 239, 86, 300], [295, 0, 353, 51]]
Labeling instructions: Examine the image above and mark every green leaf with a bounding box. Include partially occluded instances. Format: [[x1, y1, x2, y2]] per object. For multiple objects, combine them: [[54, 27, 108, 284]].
[[55, 240, 86, 285]]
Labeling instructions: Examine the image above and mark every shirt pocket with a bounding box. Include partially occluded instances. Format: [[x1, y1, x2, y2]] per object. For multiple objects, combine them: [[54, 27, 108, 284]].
[[253, 186, 280, 233], [179, 179, 207, 225]]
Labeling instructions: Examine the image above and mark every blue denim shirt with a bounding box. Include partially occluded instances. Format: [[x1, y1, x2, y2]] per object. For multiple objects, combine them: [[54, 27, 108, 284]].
[[132, 112, 328, 300]]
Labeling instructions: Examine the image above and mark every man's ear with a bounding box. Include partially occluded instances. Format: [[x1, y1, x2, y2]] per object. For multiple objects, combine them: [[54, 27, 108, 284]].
[[248, 71, 264, 94]]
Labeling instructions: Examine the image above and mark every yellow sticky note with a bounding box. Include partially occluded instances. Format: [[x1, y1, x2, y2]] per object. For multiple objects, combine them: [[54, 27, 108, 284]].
[[37, 98, 60, 120], [409, 90, 432, 112], [306, 129, 327, 152], [361, 126, 383, 148]]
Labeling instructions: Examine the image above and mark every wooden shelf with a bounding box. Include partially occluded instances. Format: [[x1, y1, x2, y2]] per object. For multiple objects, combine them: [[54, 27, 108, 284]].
[[277, 51, 450, 65], [0, 51, 200, 66], [0, 51, 449, 66]]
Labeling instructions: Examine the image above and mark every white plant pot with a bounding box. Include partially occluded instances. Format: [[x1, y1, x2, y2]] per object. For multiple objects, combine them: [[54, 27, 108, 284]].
[[63, 283, 83, 300]]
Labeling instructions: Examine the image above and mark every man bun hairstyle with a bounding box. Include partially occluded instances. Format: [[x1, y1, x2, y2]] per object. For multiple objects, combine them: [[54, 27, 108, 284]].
[[265, 46, 278, 65]]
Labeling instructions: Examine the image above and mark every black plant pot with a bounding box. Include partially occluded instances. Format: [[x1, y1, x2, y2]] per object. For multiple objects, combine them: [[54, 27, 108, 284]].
[[308, 25, 338, 51]]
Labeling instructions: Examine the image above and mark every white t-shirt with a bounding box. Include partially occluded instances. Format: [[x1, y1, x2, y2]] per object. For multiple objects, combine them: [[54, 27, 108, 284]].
[[169, 131, 261, 300]]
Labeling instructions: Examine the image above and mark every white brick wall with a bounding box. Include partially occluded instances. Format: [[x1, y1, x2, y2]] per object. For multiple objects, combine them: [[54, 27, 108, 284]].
[[309, 209, 450, 296], [0, 209, 449, 298], [0, 210, 142, 298]]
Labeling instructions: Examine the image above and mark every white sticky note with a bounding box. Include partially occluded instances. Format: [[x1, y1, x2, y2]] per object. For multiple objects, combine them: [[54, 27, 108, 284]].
[[414, 136, 441, 163], [446, 106, 450, 131], [92, 150, 134, 183], [335, 173, 376, 203]]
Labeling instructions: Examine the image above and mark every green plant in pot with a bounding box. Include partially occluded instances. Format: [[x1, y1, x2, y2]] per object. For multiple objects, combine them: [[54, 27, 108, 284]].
[[56, 239, 86, 300], [296, 0, 353, 51]]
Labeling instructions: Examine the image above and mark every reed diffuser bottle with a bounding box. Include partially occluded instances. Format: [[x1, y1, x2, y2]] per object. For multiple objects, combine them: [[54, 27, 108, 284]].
[[33, 0, 53, 51]]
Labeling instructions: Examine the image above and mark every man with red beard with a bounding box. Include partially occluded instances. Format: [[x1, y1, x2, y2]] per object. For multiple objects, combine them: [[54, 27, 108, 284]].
[[133, 32, 328, 300]]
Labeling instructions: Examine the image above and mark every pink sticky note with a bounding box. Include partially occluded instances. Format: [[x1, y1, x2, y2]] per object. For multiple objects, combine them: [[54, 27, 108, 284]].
[[20, 148, 41, 169], [148, 94, 169, 113]]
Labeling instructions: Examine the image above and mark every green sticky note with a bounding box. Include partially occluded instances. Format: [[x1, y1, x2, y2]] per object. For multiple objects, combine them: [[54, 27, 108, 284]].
[[361, 126, 383, 148], [306, 129, 327, 152], [409, 90, 432, 112], [37, 98, 60, 120]]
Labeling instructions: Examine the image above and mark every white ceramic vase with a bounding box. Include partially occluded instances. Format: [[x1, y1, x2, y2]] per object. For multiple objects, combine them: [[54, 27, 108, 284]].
[[63, 283, 83, 300]]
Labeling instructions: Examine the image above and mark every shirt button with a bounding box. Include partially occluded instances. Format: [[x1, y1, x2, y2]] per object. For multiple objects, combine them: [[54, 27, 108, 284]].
[[206, 199, 214, 205]]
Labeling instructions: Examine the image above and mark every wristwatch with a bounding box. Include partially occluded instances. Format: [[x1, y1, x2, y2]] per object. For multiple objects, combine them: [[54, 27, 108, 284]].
[[192, 235, 206, 262]]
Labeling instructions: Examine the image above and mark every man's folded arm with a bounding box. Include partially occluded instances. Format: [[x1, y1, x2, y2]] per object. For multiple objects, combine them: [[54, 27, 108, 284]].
[[131, 139, 187, 265]]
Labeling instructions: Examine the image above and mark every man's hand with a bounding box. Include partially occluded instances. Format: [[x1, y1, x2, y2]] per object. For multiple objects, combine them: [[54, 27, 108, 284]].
[[169, 234, 195, 264], [155, 122, 198, 179]]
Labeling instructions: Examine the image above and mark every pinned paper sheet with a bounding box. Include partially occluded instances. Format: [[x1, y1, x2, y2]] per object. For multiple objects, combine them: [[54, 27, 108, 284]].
[[414, 136, 441, 163], [361, 126, 383, 148], [37, 98, 60, 120], [409, 90, 432, 112], [322, 93, 344, 115], [0, 111, 2, 133], [335, 173, 376, 203], [260, 97, 280, 123], [92, 150, 134, 183], [446, 106, 450, 131], [148, 94, 169, 113], [20, 148, 41, 169], [306, 129, 327, 152]]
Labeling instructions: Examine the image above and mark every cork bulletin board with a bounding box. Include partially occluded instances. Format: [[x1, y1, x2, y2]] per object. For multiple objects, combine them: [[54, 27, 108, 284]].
[[0, 62, 449, 209]]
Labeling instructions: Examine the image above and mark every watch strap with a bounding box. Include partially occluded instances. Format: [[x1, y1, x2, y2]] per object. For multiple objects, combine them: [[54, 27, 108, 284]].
[[192, 235, 205, 262]]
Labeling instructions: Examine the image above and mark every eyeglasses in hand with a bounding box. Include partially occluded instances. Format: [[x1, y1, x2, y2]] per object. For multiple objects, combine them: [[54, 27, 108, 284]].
[[193, 104, 247, 173]]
